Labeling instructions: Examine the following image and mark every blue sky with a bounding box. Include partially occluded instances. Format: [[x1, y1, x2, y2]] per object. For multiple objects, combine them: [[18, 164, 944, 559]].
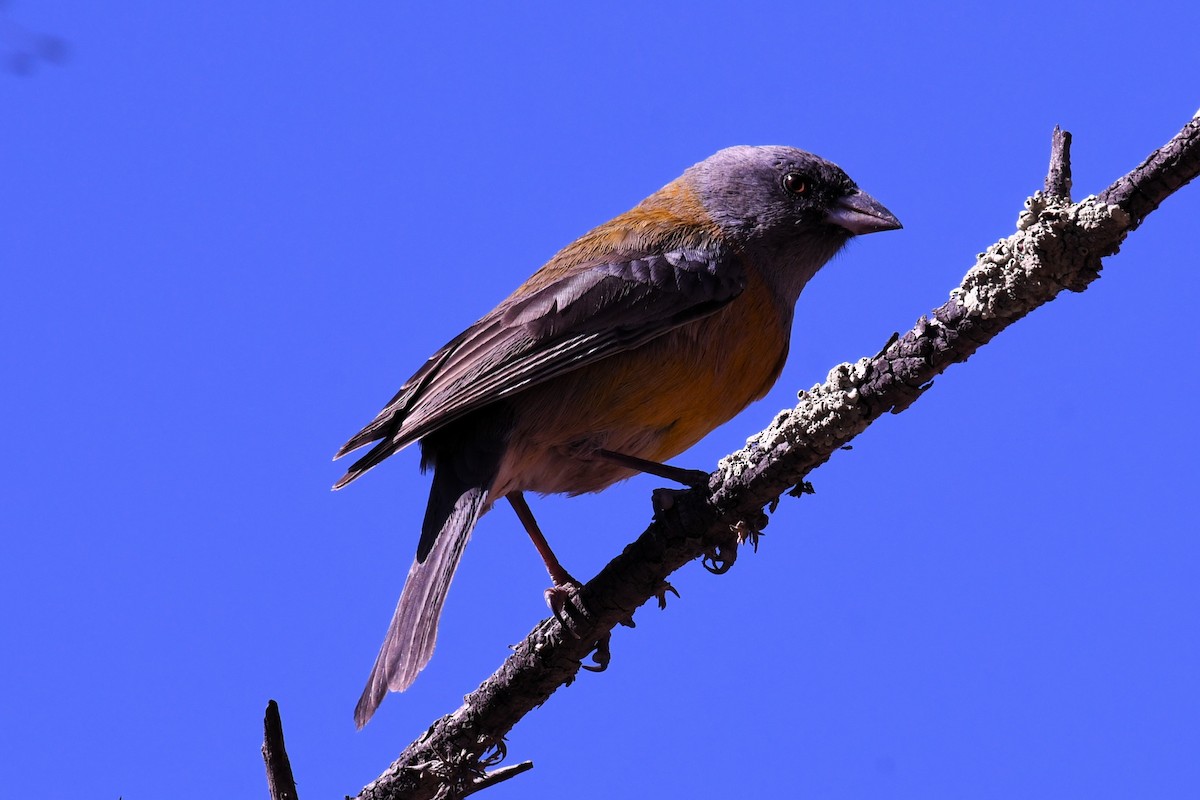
[[3, 3, 1198, 798]]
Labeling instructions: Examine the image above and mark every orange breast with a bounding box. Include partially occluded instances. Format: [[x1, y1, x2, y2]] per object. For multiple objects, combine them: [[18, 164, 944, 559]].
[[501, 261, 790, 495]]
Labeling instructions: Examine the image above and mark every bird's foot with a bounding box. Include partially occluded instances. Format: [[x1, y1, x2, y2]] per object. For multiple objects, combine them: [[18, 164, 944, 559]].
[[544, 580, 614, 673], [700, 519, 766, 573], [581, 632, 611, 672], [545, 579, 587, 638], [654, 580, 679, 610], [701, 541, 736, 574]]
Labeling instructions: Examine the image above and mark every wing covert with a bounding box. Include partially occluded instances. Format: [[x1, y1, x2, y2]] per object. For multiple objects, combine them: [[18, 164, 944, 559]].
[[333, 245, 744, 487]]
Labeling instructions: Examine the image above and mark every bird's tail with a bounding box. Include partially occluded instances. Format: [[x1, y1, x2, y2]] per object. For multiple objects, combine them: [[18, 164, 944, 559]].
[[353, 407, 511, 728], [353, 479, 489, 728]]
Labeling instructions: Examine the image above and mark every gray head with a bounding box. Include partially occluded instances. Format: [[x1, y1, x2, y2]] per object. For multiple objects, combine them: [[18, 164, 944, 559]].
[[687, 145, 901, 303]]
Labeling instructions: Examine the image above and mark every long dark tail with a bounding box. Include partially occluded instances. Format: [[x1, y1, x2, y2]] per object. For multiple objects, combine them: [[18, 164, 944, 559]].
[[353, 410, 509, 728], [353, 482, 488, 727]]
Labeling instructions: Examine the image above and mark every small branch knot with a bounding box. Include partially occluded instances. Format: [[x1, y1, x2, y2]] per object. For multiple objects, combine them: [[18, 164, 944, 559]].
[[1044, 126, 1074, 199]]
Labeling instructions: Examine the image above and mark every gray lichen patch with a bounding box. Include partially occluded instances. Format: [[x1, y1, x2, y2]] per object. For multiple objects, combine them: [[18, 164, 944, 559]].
[[717, 357, 875, 487], [953, 193, 1129, 321]]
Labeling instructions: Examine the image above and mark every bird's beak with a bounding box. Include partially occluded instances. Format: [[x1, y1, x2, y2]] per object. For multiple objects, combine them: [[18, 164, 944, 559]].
[[826, 190, 902, 235]]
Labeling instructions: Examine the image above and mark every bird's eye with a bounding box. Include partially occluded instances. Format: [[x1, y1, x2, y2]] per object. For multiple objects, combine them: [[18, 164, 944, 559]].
[[783, 172, 812, 197]]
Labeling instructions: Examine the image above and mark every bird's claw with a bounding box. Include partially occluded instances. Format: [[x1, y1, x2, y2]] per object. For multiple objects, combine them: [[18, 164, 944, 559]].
[[581, 633, 611, 672], [701, 542, 736, 574], [545, 581, 587, 638], [545, 583, 617, 674], [654, 580, 679, 610]]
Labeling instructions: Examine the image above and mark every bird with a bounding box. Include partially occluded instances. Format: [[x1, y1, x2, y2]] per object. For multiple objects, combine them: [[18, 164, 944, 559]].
[[335, 145, 901, 727]]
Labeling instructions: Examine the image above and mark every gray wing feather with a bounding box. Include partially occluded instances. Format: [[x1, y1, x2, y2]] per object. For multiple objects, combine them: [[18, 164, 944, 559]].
[[334, 247, 743, 487]]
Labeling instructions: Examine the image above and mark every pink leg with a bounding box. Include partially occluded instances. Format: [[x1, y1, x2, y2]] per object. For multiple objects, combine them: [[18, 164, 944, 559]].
[[506, 491, 575, 587]]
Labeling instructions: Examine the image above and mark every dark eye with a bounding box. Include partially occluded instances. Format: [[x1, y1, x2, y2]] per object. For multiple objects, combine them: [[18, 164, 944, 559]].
[[783, 172, 812, 196]]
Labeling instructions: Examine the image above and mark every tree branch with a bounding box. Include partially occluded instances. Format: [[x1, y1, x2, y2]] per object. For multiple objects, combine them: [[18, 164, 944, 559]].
[[1044, 125, 1072, 199], [263, 700, 300, 800], [1098, 108, 1200, 229], [338, 110, 1200, 800]]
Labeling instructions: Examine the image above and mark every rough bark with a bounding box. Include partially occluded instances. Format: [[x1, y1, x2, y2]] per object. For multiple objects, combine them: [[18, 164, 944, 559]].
[[263, 700, 300, 800]]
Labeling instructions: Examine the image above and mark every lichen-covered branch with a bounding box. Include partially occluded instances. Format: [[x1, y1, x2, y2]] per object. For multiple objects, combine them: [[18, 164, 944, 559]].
[[349, 110, 1200, 800]]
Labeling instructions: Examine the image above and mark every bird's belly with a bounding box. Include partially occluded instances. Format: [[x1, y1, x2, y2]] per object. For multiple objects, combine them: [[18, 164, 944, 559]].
[[495, 277, 790, 496]]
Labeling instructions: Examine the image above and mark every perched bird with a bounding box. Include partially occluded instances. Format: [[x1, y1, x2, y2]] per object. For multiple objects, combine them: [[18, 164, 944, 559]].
[[335, 145, 901, 726]]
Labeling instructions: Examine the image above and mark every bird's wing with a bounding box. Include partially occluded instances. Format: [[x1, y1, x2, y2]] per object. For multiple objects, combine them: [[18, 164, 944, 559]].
[[333, 245, 745, 487]]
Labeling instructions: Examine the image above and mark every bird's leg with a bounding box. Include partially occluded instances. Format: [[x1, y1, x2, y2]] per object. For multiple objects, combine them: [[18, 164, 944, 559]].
[[507, 491, 615, 668], [593, 449, 710, 488], [506, 492, 585, 631], [506, 491, 576, 588]]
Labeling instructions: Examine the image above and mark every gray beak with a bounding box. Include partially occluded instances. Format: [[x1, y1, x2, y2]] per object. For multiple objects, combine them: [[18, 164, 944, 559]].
[[826, 190, 902, 235]]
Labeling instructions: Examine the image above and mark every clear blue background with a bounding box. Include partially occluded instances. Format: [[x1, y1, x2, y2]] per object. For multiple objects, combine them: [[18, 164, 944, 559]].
[[3, 3, 1198, 798]]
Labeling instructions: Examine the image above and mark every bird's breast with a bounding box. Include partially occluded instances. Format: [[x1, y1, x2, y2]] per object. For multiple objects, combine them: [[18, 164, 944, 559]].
[[496, 263, 791, 496]]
